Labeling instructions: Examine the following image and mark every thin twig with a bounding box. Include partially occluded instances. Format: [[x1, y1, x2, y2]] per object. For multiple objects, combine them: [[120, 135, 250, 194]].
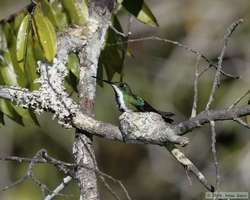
[[165, 143, 214, 192], [205, 19, 243, 193], [228, 90, 250, 110], [99, 176, 121, 200], [44, 176, 73, 200], [126, 16, 133, 36], [0, 150, 132, 200], [233, 117, 250, 129], [108, 36, 238, 79], [97, 170, 132, 200], [185, 170, 193, 186], [191, 55, 201, 118], [0, 150, 51, 195], [110, 25, 127, 38], [41, 151, 72, 175], [218, 19, 243, 85], [209, 121, 220, 192], [27, 150, 51, 197], [198, 64, 213, 77], [80, 137, 131, 200], [0, 175, 28, 192], [206, 19, 243, 111]]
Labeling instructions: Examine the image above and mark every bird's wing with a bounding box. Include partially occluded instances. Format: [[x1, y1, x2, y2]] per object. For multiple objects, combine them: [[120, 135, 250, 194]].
[[134, 96, 174, 123]]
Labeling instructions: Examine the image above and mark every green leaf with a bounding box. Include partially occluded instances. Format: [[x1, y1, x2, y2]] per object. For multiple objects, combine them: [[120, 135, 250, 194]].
[[122, 0, 158, 27], [0, 51, 18, 86], [41, 0, 65, 30], [13, 11, 27, 34], [81, 0, 89, 22], [14, 106, 39, 126], [32, 6, 57, 63], [16, 14, 31, 64], [51, 0, 69, 29], [3, 22, 27, 87], [0, 30, 7, 52], [0, 100, 24, 126], [67, 53, 80, 79], [65, 71, 78, 92], [16, 14, 39, 89], [0, 57, 38, 126], [61, 0, 87, 25], [25, 39, 40, 90], [65, 53, 80, 92], [99, 16, 127, 81], [0, 24, 39, 126]]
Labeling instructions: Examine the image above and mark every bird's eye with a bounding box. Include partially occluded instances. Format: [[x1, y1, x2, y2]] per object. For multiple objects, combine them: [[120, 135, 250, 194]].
[[120, 83, 125, 88]]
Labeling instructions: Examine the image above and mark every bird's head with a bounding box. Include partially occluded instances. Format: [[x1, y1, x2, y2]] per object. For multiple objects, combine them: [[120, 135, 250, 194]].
[[92, 76, 133, 96]]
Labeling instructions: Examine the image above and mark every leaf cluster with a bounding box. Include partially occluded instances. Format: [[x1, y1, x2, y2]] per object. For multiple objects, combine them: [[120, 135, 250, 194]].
[[0, 0, 158, 126]]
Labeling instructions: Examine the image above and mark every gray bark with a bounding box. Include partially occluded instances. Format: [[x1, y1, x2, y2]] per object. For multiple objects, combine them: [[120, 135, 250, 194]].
[[72, 1, 115, 199]]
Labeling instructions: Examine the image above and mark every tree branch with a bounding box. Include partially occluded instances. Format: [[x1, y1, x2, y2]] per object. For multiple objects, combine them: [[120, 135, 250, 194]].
[[176, 105, 250, 135], [228, 89, 250, 110], [234, 117, 250, 129], [165, 143, 214, 192], [109, 36, 239, 79], [206, 19, 243, 111], [209, 121, 220, 191], [70, 1, 116, 199], [191, 55, 201, 118], [44, 176, 73, 200], [0, 149, 131, 200], [1, 85, 250, 145]]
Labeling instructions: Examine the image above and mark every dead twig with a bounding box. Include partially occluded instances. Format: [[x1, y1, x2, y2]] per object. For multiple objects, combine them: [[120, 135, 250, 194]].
[[234, 117, 250, 129], [228, 90, 250, 110], [165, 143, 214, 192], [44, 176, 73, 200], [191, 55, 201, 118], [205, 19, 243, 193], [209, 121, 220, 192], [108, 36, 239, 79], [206, 19, 243, 111]]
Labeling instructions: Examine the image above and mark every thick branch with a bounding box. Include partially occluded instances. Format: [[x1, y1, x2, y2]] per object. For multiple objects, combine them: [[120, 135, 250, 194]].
[[1, 85, 250, 143], [74, 105, 250, 141], [69, 1, 116, 200], [176, 105, 250, 135]]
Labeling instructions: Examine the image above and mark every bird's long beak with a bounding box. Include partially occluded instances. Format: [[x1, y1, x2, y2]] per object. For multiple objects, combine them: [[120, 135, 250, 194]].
[[92, 76, 120, 97], [92, 76, 117, 85]]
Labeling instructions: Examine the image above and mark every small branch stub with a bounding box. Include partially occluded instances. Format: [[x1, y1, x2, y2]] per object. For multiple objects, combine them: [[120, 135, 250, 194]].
[[119, 111, 189, 146]]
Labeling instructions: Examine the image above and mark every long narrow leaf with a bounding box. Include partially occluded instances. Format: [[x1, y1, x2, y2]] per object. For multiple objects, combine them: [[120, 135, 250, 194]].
[[32, 6, 57, 63], [122, 0, 158, 27], [16, 14, 31, 64], [99, 16, 127, 81], [61, 0, 86, 25]]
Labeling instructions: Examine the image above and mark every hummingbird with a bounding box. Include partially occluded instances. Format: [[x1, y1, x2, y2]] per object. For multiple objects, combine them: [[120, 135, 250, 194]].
[[93, 76, 174, 123]]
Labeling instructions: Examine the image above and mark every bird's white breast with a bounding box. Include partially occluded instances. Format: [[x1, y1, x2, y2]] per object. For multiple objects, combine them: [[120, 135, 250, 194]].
[[112, 85, 130, 112]]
